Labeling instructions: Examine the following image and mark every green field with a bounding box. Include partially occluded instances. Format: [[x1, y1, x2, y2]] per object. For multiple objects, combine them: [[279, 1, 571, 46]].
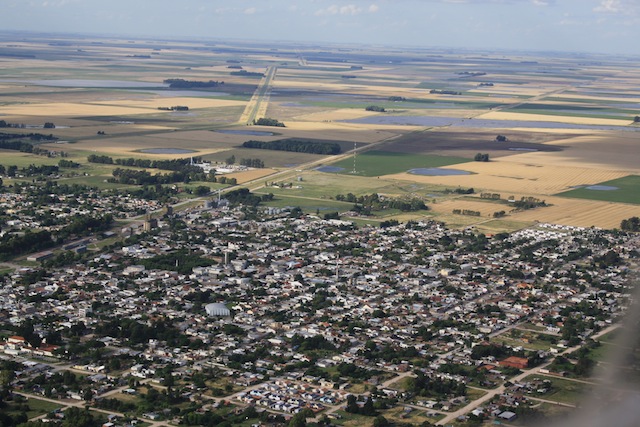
[[556, 175, 640, 205], [523, 375, 590, 404], [328, 150, 470, 177]]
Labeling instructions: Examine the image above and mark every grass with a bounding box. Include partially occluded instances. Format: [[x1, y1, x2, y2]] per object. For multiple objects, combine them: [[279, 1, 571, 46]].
[[328, 150, 471, 177], [7, 396, 62, 419], [556, 175, 640, 205], [257, 193, 354, 213], [493, 334, 556, 352], [522, 375, 589, 405]]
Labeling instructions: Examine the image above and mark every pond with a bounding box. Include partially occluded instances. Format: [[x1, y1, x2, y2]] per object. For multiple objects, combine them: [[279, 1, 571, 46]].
[[408, 168, 471, 176], [586, 185, 619, 191], [316, 166, 345, 173]]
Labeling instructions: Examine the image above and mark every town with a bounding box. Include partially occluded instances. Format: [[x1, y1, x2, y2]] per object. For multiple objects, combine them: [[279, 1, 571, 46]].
[[0, 188, 637, 427]]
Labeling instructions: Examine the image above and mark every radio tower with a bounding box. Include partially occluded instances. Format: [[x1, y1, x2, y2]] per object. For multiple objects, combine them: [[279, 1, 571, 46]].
[[352, 142, 357, 174]]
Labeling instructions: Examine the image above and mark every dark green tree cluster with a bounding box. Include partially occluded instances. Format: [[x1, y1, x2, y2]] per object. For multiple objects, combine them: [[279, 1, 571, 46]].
[[405, 371, 466, 398], [138, 249, 214, 275], [58, 159, 80, 168], [57, 213, 113, 240], [513, 197, 546, 210], [243, 138, 340, 154], [345, 395, 377, 416], [11, 164, 60, 177], [94, 318, 193, 347], [240, 158, 265, 168], [336, 362, 382, 380], [253, 117, 285, 127], [0, 230, 54, 261], [291, 334, 336, 352], [164, 78, 223, 88], [621, 216, 640, 231], [231, 70, 264, 77], [86, 154, 114, 164], [474, 153, 490, 162], [224, 188, 273, 207], [113, 157, 202, 171], [108, 167, 212, 185], [365, 105, 386, 112], [336, 193, 427, 213]]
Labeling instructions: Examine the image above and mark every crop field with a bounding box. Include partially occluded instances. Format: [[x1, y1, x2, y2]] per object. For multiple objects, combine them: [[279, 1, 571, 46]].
[[556, 175, 640, 205], [328, 150, 471, 177], [1, 34, 639, 229]]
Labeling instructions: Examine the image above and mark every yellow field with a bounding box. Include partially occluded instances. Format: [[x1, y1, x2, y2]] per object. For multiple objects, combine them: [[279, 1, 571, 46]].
[[225, 168, 278, 184], [509, 197, 640, 229], [429, 199, 506, 218], [387, 162, 628, 196]]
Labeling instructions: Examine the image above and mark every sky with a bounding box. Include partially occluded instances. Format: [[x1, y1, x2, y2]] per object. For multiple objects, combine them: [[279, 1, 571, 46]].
[[2, 0, 640, 55]]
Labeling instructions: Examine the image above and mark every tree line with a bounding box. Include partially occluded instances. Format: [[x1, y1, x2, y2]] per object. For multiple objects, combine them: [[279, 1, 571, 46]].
[[243, 138, 341, 155], [253, 117, 285, 127], [163, 78, 223, 88], [108, 167, 215, 185], [336, 192, 427, 213]]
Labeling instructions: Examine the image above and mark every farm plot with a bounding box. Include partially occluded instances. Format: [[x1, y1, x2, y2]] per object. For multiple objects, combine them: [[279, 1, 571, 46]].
[[508, 196, 640, 229], [556, 175, 640, 205], [386, 159, 630, 196], [328, 150, 470, 177]]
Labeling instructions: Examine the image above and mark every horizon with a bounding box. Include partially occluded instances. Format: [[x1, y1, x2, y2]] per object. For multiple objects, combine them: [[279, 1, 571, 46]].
[[2, 0, 640, 56]]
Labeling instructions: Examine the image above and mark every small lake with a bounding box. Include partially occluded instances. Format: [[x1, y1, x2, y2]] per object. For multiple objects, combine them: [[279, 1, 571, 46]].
[[586, 185, 619, 191], [139, 148, 197, 154], [409, 168, 471, 176], [215, 130, 275, 136], [316, 166, 345, 173]]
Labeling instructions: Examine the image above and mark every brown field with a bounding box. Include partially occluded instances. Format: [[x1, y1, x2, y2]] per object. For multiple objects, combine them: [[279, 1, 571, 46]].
[[225, 168, 278, 184]]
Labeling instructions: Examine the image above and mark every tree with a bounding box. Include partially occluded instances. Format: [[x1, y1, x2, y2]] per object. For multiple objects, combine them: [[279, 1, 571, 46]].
[[373, 415, 390, 427], [226, 155, 236, 165], [43, 122, 56, 129], [634, 116, 640, 123], [346, 394, 359, 413], [474, 153, 489, 162], [496, 135, 507, 141]]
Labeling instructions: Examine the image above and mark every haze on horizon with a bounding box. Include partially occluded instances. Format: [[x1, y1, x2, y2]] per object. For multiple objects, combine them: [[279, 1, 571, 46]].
[[2, 0, 640, 56]]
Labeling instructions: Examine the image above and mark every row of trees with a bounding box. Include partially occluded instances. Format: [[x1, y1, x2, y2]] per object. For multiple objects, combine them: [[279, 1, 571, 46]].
[[240, 158, 265, 168], [108, 167, 215, 185], [243, 138, 341, 155], [163, 78, 223, 88], [253, 117, 285, 127], [336, 192, 427, 213]]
